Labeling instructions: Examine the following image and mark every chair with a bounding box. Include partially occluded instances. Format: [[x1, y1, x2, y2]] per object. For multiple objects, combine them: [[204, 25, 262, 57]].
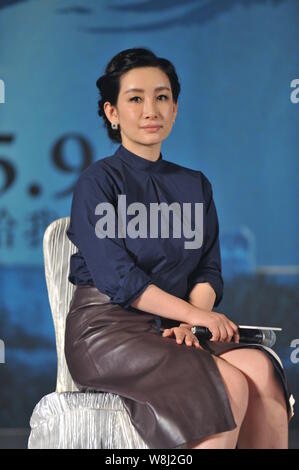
[[27, 217, 149, 449]]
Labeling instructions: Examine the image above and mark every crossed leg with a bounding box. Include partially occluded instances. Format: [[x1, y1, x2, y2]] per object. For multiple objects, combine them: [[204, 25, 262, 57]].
[[187, 347, 288, 449], [185, 354, 249, 449], [218, 348, 289, 449]]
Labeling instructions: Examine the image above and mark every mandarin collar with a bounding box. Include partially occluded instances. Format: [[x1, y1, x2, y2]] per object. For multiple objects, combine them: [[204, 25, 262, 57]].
[[115, 144, 166, 173]]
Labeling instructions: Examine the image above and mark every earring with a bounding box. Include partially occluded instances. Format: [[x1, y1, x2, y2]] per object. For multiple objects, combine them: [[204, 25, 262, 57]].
[[111, 122, 118, 130]]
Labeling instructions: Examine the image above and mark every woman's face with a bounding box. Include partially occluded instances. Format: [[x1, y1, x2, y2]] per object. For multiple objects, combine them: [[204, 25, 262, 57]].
[[105, 66, 178, 155]]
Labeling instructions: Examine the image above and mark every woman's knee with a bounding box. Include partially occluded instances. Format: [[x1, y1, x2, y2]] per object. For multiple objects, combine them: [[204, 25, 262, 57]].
[[212, 355, 249, 423], [218, 348, 279, 397]]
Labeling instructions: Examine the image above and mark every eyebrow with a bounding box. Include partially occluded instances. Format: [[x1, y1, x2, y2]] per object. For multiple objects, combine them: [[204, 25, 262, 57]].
[[124, 86, 171, 95]]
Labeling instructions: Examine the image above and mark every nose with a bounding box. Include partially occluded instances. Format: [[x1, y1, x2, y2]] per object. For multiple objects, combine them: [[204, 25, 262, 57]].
[[142, 97, 159, 117]]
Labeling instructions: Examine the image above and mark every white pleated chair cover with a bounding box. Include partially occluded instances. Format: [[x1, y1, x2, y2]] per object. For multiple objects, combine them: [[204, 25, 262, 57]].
[[28, 217, 148, 449], [43, 217, 78, 393]]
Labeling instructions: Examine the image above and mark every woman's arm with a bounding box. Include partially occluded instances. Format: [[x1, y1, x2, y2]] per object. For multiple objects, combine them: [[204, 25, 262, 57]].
[[186, 173, 224, 309], [131, 283, 200, 325], [178, 282, 216, 329], [188, 282, 216, 311], [132, 281, 239, 343]]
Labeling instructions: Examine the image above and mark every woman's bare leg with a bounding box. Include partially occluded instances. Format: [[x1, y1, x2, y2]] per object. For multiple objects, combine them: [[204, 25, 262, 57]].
[[185, 356, 249, 449], [218, 348, 289, 449]]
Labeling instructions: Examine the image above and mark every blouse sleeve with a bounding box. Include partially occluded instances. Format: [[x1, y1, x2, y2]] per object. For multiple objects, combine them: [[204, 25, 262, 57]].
[[187, 173, 224, 307], [66, 172, 153, 309]]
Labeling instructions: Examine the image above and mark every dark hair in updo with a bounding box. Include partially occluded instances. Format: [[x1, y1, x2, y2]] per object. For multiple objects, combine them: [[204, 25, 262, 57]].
[[96, 48, 181, 144]]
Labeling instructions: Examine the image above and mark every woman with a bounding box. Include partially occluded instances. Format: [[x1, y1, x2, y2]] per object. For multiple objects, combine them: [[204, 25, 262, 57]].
[[64, 47, 294, 449]]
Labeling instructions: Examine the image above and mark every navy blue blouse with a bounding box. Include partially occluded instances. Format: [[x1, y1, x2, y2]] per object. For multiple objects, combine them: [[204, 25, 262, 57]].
[[67, 144, 224, 324]]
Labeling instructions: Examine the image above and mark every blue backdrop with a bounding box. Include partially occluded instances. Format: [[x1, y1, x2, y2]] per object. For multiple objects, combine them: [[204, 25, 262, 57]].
[[0, 0, 298, 447]]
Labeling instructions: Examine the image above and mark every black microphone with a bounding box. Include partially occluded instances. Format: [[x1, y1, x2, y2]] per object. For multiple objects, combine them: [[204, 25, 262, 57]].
[[191, 325, 282, 348]]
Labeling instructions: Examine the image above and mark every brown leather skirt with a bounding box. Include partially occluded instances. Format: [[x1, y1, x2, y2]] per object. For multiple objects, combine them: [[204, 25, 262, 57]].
[[64, 285, 293, 449]]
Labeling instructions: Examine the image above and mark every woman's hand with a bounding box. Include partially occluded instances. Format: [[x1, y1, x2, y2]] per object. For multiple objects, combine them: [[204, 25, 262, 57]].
[[162, 326, 203, 349], [186, 307, 240, 343], [178, 322, 193, 329]]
